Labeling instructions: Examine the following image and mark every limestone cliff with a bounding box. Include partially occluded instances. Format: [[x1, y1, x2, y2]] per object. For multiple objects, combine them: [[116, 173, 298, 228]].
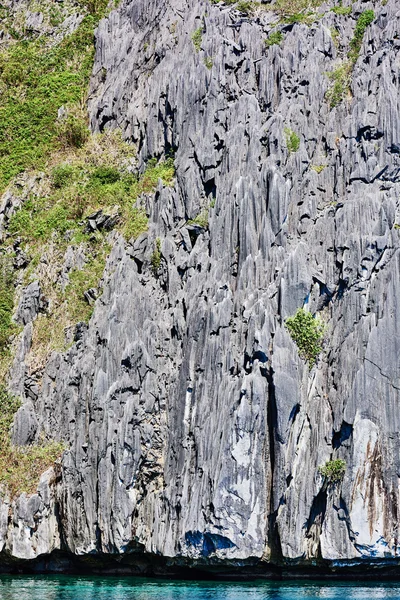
[[1, 0, 400, 576]]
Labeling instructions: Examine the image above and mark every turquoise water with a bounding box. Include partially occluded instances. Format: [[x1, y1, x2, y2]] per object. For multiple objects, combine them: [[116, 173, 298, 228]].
[[1, 576, 400, 600]]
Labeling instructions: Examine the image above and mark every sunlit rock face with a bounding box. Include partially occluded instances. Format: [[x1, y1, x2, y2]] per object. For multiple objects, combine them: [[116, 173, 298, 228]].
[[2, 0, 400, 572]]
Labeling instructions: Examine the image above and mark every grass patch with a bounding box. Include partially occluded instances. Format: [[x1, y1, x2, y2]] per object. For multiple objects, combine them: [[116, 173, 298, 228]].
[[5, 133, 175, 355], [286, 308, 325, 366], [0, 16, 100, 193], [0, 386, 65, 498], [275, 0, 321, 23], [8, 150, 174, 246], [188, 209, 209, 229], [65, 242, 111, 323], [331, 4, 352, 16]]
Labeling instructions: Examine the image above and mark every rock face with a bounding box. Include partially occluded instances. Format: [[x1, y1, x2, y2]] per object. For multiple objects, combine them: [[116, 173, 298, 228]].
[[2, 0, 400, 574]]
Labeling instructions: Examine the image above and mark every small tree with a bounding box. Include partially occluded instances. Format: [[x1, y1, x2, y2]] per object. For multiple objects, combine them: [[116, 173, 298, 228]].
[[319, 459, 346, 483], [285, 308, 325, 366]]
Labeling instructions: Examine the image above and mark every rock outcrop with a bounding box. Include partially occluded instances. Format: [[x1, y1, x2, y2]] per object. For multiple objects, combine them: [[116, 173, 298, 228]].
[[2, 0, 400, 575]]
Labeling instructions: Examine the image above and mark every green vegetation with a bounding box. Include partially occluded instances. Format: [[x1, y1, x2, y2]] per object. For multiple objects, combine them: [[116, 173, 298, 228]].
[[286, 308, 325, 366], [311, 164, 326, 174], [151, 238, 162, 275], [8, 149, 174, 246], [325, 61, 352, 107], [0, 255, 17, 356], [319, 459, 346, 483], [0, 386, 65, 497], [0, 16, 99, 192], [236, 1, 255, 14], [348, 9, 375, 63], [331, 4, 352, 16], [66, 243, 111, 323], [265, 31, 283, 47], [6, 132, 174, 349], [326, 10, 374, 108], [192, 27, 203, 52], [274, 0, 321, 24], [188, 210, 209, 229], [203, 56, 213, 69], [284, 127, 300, 153]]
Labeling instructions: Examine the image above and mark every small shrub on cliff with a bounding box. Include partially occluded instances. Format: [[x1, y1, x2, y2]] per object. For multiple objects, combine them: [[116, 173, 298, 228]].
[[151, 238, 162, 275], [285, 308, 325, 366], [284, 127, 300, 153], [319, 459, 346, 483], [192, 27, 203, 52], [265, 31, 283, 47], [325, 62, 351, 107]]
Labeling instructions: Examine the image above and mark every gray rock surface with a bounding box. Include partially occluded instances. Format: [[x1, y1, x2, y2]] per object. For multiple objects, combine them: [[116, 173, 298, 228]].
[[2, 0, 400, 574]]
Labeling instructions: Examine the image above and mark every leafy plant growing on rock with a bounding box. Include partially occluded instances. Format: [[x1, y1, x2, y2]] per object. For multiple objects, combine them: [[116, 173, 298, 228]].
[[192, 27, 203, 52], [265, 31, 283, 47], [319, 459, 346, 483], [285, 308, 325, 366], [151, 238, 162, 276], [284, 127, 300, 153]]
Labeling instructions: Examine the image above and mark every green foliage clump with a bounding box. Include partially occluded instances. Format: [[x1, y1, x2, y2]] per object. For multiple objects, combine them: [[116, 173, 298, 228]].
[[188, 209, 209, 229], [265, 31, 283, 47], [57, 110, 90, 149], [348, 10, 374, 63], [151, 238, 162, 275], [325, 62, 351, 107], [0, 255, 17, 355], [89, 165, 121, 185], [52, 164, 76, 188], [192, 27, 203, 52], [286, 308, 325, 366], [319, 459, 346, 483], [0, 385, 65, 498], [311, 164, 326, 174], [284, 127, 300, 153], [203, 56, 213, 69]]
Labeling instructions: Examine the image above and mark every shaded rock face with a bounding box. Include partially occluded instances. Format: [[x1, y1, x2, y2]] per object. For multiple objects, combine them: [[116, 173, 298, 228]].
[[3, 0, 400, 571]]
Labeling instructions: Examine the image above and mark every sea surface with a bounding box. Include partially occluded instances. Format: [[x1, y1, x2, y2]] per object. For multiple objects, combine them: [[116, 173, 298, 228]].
[[1, 576, 400, 600]]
